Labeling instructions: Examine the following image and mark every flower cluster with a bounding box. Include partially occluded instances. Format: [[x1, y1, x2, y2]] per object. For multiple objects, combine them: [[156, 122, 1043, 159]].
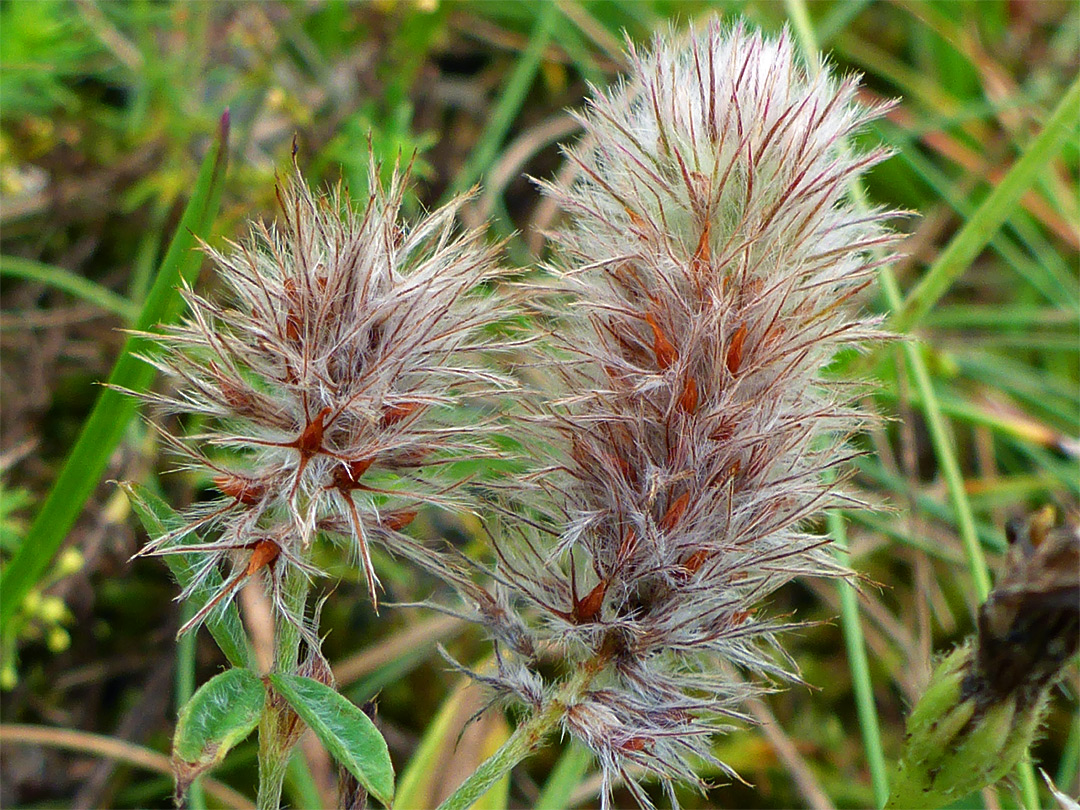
[[889, 508, 1079, 807], [133, 17, 899, 810], [137, 163, 510, 635], [436, 21, 897, 807]]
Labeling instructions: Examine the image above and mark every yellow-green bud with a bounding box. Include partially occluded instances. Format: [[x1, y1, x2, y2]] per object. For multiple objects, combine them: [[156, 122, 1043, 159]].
[[56, 548, 84, 577], [38, 596, 67, 625], [0, 667, 17, 691], [889, 511, 1077, 809], [22, 588, 41, 615], [46, 626, 71, 653]]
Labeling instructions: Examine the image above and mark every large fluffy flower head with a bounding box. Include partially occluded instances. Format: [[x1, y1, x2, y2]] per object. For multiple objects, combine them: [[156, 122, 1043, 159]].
[[469, 20, 898, 807], [139, 164, 510, 631]]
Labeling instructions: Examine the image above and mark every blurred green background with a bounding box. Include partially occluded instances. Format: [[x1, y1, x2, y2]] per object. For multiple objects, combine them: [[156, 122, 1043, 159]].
[[0, 1, 1076, 808]]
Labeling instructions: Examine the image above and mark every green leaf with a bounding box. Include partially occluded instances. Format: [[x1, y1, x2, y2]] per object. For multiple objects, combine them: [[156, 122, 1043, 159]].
[[536, 741, 592, 810], [120, 481, 252, 669], [268, 673, 394, 807], [444, 3, 557, 200], [0, 111, 230, 639], [172, 668, 264, 800], [0, 255, 140, 321]]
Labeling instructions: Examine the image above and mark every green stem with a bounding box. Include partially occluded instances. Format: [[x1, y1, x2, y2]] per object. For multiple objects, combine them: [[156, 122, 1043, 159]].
[[256, 708, 291, 810], [437, 703, 561, 810], [830, 511, 890, 808], [256, 569, 312, 810], [176, 601, 207, 810], [437, 663, 599, 810]]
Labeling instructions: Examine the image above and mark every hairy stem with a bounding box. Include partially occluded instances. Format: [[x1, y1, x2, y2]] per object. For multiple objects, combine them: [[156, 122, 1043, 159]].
[[256, 709, 291, 810], [256, 569, 311, 810], [437, 659, 602, 810]]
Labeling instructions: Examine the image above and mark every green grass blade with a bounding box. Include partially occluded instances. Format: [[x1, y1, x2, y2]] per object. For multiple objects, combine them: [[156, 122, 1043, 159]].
[[285, 750, 326, 810], [121, 481, 252, 669], [445, 3, 558, 200], [0, 255, 140, 322], [0, 111, 230, 637], [891, 75, 1080, 332], [1056, 713, 1080, 792], [830, 510, 890, 808], [177, 600, 208, 810], [785, 6, 892, 805], [536, 741, 592, 810]]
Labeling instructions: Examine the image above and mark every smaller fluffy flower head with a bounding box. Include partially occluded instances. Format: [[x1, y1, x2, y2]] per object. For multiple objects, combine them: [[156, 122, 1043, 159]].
[[138, 163, 509, 632]]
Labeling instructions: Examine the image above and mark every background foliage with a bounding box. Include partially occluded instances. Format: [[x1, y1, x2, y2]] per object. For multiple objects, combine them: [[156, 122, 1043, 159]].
[[0, 1, 1076, 808]]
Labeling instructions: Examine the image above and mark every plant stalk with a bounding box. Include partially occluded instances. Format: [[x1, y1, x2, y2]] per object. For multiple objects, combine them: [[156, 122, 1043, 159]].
[[256, 568, 311, 810], [436, 660, 602, 810]]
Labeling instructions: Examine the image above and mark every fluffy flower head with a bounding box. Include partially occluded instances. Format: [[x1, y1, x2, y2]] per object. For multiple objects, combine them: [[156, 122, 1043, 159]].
[[447, 20, 898, 807], [138, 164, 509, 631]]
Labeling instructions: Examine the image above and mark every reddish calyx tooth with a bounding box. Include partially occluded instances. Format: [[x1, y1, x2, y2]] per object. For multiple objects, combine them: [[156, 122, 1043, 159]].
[[644, 311, 677, 370], [660, 492, 691, 533], [709, 420, 734, 443], [244, 538, 281, 576], [594, 448, 634, 485], [726, 324, 747, 375], [381, 400, 421, 428], [282, 278, 302, 340], [381, 510, 417, 531], [285, 310, 302, 341], [680, 548, 711, 578], [692, 221, 711, 272], [214, 474, 266, 506], [333, 457, 375, 490], [678, 376, 699, 414], [296, 406, 333, 460], [574, 580, 607, 624], [620, 736, 651, 753]]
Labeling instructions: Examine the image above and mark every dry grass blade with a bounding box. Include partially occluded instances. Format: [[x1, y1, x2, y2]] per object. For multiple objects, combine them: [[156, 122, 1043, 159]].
[[0, 724, 254, 810], [333, 614, 467, 686]]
